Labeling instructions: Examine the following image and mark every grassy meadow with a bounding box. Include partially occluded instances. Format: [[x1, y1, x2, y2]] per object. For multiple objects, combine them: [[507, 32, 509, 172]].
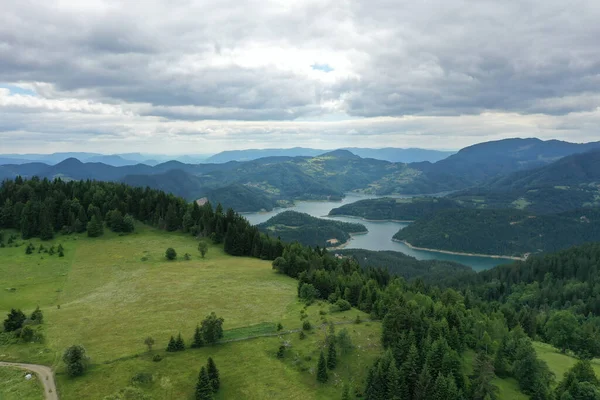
[[0, 225, 379, 399], [0, 367, 44, 400]]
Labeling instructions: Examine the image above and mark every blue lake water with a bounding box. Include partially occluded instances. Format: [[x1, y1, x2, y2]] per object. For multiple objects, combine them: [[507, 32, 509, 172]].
[[243, 193, 514, 271]]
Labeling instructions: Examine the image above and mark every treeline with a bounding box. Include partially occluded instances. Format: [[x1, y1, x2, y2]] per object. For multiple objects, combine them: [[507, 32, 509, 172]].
[[0, 177, 285, 261], [394, 208, 600, 257]]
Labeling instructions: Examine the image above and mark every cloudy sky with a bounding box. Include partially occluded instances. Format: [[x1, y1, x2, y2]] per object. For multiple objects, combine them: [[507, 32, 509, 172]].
[[1, 0, 599, 154]]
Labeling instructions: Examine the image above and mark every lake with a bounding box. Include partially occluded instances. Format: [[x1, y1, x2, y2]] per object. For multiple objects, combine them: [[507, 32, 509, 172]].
[[243, 193, 514, 271]]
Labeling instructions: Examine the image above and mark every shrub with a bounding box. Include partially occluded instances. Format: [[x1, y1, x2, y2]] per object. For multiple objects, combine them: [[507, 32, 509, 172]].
[[334, 299, 352, 312], [165, 248, 177, 260], [131, 372, 154, 386], [277, 323, 283, 331], [152, 354, 162, 362], [302, 320, 312, 331]]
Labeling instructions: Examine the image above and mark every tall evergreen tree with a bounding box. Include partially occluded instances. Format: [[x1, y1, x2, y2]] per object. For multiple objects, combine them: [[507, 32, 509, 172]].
[[400, 343, 420, 399], [191, 325, 205, 348], [195, 366, 213, 400], [207, 357, 220, 392], [327, 340, 337, 370], [175, 332, 185, 351], [317, 351, 328, 383], [166, 336, 177, 352], [87, 215, 103, 237], [472, 352, 499, 400], [39, 204, 54, 240]]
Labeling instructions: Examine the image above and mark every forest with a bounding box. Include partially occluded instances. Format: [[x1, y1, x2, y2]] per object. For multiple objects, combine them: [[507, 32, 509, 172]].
[[257, 210, 367, 248], [395, 208, 600, 257], [2, 176, 600, 399], [329, 197, 464, 221]]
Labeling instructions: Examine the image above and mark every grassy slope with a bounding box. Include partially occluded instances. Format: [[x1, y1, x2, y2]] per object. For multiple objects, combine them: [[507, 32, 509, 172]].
[[533, 342, 600, 381], [0, 225, 379, 399], [0, 367, 44, 400]]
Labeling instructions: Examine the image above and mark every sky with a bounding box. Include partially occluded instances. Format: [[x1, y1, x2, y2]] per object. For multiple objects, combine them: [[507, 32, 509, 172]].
[[1, 0, 600, 154]]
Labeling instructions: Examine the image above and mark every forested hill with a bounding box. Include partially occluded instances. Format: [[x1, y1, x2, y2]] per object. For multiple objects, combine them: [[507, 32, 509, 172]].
[[257, 211, 367, 248], [486, 149, 600, 191], [329, 197, 464, 220], [394, 208, 600, 257], [4, 138, 600, 207]]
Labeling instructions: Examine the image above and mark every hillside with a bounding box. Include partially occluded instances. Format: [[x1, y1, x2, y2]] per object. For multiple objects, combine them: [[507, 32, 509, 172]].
[[449, 150, 600, 214], [329, 196, 464, 220], [420, 138, 600, 186], [0, 226, 377, 399], [257, 211, 367, 248], [487, 149, 600, 190], [394, 208, 600, 257], [204, 184, 278, 212]]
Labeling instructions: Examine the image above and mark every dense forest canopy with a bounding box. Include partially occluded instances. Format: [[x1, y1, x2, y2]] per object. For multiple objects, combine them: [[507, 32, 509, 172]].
[[394, 208, 600, 257], [257, 211, 367, 248]]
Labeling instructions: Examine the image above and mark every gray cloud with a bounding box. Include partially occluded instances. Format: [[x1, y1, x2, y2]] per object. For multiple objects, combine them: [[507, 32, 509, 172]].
[[1, 0, 600, 153]]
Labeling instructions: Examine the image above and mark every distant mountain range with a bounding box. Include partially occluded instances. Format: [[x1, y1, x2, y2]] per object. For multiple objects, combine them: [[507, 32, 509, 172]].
[[205, 147, 455, 163], [2, 138, 600, 212], [0, 152, 211, 166]]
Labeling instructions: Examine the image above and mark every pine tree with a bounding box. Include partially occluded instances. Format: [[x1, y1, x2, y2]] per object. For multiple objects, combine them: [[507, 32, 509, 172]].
[[166, 336, 177, 352], [387, 359, 403, 400], [317, 351, 328, 383], [191, 325, 205, 348], [400, 344, 420, 399], [195, 366, 213, 400], [327, 340, 337, 370], [87, 215, 104, 237], [39, 204, 54, 240], [207, 357, 220, 392], [414, 364, 432, 400], [175, 332, 185, 351]]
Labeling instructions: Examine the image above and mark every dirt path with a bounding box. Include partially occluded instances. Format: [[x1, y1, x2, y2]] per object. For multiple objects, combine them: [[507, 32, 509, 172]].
[[0, 362, 58, 400]]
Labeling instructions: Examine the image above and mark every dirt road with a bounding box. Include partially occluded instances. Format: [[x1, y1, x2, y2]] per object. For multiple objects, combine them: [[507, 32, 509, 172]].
[[0, 362, 58, 400]]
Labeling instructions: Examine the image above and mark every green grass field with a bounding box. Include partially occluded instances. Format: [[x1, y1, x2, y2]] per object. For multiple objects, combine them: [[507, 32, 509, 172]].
[[0, 367, 44, 400], [533, 341, 600, 381], [0, 225, 379, 399]]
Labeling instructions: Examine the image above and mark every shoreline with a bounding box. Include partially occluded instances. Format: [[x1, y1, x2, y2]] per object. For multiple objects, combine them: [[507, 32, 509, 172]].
[[326, 230, 368, 251], [324, 214, 415, 223], [394, 239, 526, 261]]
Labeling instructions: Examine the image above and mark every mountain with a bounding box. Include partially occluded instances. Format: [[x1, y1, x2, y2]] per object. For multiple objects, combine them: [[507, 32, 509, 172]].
[[257, 211, 367, 247], [487, 149, 600, 191], [204, 184, 278, 212], [84, 155, 140, 166], [449, 150, 600, 214], [206, 147, 455, 163], [417, 138, 600, 187], [206, 147, 325, 163], [344, 147, 455, 163], [122, 169, 206, 200]]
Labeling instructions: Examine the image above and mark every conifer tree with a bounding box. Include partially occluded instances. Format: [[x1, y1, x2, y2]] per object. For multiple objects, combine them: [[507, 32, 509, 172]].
[[195, 366, 213, 400], [317, 351, 328, 383], [87, 215, 103, 237], [206, 357, 220, 392], [175, 332, 185, 351], [400, 344, 420, 399], [327, 340, 337, 370], [191, 325, 204, 348], [387, 358, 403, 400], [166, 336, 177, 352]]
